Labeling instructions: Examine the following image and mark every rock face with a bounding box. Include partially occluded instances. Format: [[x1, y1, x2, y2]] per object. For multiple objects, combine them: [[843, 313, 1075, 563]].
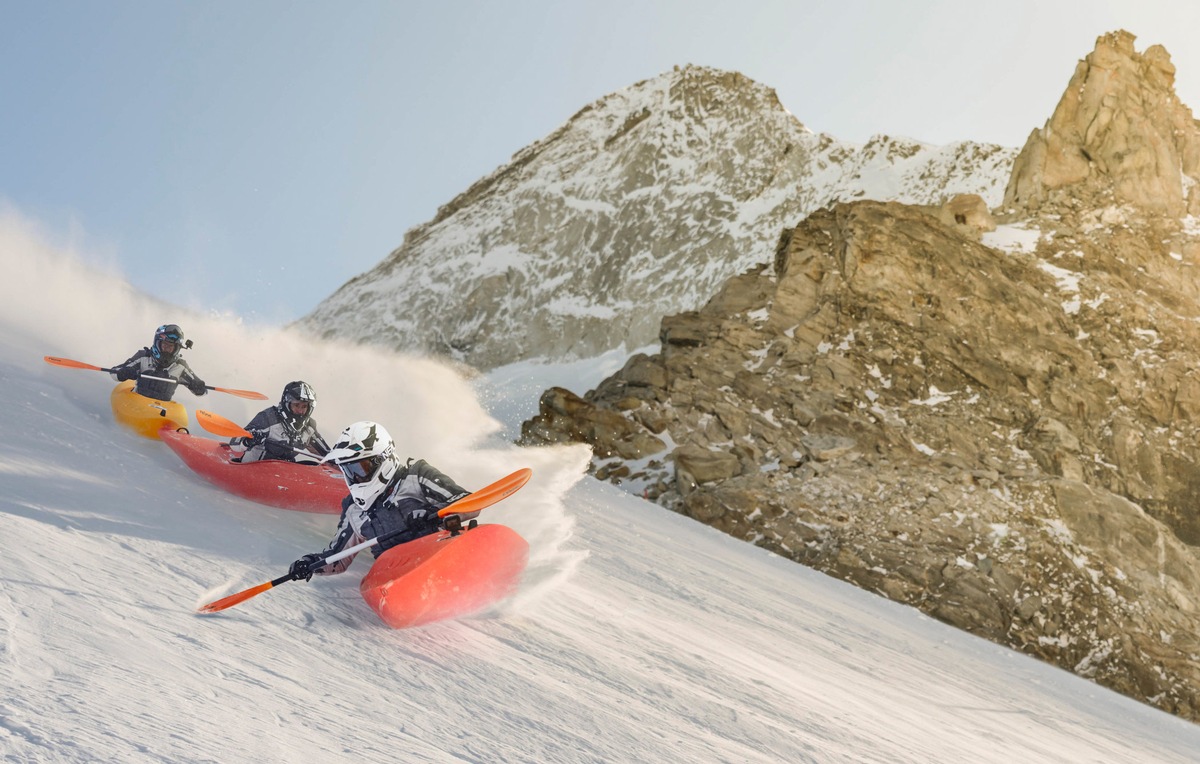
[[520, 33, 1200, 720], [1005, 30, 1200, 216], [299, 65, 1014, 370], [521, 198, 1200, 720]]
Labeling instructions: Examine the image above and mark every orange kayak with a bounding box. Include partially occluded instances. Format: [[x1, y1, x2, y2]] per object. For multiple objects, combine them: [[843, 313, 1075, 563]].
[[109, 381, 188, 439], [160, 428, 346, 514], [359, 524, 529, 629]]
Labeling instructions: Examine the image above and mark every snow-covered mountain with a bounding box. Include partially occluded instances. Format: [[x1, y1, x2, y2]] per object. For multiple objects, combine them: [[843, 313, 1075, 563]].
[[6, 205, 1200, 763], [299, 65, 1014, 369]]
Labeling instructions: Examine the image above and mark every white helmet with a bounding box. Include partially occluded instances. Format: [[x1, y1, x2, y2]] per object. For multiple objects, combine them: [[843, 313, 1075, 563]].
[[321, 421, 400, 507]]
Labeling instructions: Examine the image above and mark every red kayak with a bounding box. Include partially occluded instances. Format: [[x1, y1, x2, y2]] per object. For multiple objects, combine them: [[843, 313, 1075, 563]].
[[160, 428, 346, 514], [359, 523, 529, 629]]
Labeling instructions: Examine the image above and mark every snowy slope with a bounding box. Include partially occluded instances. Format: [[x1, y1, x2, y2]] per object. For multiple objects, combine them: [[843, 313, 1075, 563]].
[[3, 221, 1200, 762]]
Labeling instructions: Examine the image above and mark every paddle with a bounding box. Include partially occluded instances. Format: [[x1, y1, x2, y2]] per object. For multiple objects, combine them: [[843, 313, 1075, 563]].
[[196, 409, 257, 438], [43, 356, 268, 400], [196, 467, 533, 614], [197, 533, 387, 614]]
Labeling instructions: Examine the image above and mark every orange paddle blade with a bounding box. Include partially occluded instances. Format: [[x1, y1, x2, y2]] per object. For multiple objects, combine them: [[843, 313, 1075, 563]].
[[198, 580, 278, 613], [210, 386, 268, 400], [196, 409, 251, 438], [438, 468, 532, 518], [44, 356, 105, 371]]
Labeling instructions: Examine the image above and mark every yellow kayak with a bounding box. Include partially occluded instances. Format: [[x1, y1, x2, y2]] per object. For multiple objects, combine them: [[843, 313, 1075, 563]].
[[109, 381, 189, 439]]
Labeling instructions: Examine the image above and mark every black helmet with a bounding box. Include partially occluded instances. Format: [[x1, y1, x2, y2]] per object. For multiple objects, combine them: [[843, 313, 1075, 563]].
[[279, 381, 316, 427], [151, 324, 186, 363]]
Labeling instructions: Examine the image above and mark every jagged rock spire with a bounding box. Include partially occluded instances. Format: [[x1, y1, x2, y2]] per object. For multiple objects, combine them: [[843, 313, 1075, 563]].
[[1004, 30, 1200, 216]]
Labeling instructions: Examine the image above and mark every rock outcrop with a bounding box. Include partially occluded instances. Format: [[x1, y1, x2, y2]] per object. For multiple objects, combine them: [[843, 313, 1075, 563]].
[[520, 197, 1200, 719], [1005, 30, 1200, 216]]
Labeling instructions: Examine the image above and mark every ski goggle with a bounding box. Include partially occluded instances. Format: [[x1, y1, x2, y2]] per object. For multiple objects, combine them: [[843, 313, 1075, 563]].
[[340, 454, 385, 485]]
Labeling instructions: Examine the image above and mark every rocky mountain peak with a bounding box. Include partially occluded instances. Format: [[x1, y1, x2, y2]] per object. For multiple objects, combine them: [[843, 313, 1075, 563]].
[[662, 64, 790, 125], [424, 64, 790, 232], [299, 66, 1013, 369], [1005, 30, 1200, 216]]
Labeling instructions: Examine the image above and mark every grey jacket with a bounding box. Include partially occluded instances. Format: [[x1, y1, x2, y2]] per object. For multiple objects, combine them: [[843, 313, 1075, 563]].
[[230, 405, 329, 463], [313, 459, 469, 575], [110, 349, 205, 401]]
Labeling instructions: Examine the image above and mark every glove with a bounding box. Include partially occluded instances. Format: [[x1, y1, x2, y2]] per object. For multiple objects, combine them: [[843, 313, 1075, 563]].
[[188, 378, 208, 396], [441, 514, 463, 533], [289, 553, 324, 582], [411, 508, 442, 531], [240, 430, 267, 447], [115, 367, 137, 382]]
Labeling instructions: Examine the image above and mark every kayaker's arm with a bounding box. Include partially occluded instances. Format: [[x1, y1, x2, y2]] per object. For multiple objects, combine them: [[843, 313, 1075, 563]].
[[177, 361, 208, 396], [109, 349, 151, 382]]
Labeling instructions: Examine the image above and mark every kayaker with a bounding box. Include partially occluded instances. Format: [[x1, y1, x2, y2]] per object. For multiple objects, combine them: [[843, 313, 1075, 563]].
[[109, 324, 208, 402], [230, 380, 330, 464], [287, 421, 470, 581]]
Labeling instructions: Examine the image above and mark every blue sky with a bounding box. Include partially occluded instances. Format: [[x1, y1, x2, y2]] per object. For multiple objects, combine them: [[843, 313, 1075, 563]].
[[4, 1, 1198, 325]]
